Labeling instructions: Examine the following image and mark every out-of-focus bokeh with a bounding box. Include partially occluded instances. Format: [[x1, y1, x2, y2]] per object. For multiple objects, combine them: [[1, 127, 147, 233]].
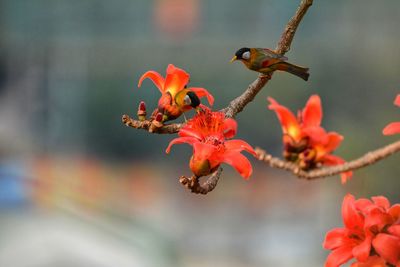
[[0, 1, 399, 266]]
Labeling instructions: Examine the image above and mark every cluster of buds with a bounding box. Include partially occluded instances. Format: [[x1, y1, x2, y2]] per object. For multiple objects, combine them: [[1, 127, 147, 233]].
[[136, 101, 164, 133], [282, 135, 317, 169]]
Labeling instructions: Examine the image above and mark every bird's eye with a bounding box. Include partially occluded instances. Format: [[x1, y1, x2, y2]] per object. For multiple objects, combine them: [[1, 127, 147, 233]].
[[242, 51, 250, 60], [183, 94, 191, 105]]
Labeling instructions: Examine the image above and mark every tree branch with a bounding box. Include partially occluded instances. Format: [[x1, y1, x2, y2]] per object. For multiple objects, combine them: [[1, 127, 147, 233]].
[[221, 0, 313, 118], [255, 140, 400, 180], [179, 168, 222, 194], [122, 114, 182, 134], [276, 0, 313, 55]]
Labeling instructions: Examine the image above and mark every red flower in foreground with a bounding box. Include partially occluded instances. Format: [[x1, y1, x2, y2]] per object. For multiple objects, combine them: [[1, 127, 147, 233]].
[[268, 95, 352, 183], [383, 94, 400, 135], [138, 64, 214, 121], [323, 194, 400, 267], [166, 109, 256, 179]]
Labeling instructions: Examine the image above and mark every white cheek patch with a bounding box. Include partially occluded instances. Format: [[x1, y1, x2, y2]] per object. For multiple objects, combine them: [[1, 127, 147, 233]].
[[184, 95, 191, 105], [242, 51, 250, 60]]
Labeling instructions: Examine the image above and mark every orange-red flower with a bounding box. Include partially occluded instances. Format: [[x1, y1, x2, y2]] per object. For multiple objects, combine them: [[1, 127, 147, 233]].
[[323, 194, 400, 267], [268, 95, 352, 183], [166, 109, 256, 179], [138, 64, 214, 122], [350, 256, 387, 267], [383, 94, 400, 135]]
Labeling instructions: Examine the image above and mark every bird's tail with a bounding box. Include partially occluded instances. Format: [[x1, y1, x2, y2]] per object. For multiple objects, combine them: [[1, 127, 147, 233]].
[[276, 62, 310, 81]]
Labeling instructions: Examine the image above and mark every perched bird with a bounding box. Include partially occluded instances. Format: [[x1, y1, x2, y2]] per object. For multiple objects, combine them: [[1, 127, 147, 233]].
[[157, 88, 201, 121], [138, 64, 214, 123], [231, 47, 309, 81]]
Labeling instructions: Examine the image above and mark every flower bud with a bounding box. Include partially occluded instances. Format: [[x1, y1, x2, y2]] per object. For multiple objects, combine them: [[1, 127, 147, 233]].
[[137, 101, 147, 121], [149, 112, 163, 132], [190, 156, 215, 177]]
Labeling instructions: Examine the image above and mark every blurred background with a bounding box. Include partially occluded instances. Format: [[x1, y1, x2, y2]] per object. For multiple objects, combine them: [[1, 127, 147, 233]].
[[0, 0, 399, 266]]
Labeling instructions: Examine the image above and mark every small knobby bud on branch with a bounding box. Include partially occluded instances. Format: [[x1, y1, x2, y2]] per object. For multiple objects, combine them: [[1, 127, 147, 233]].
[[137, 101, 147, 121], [179, 168, 222, 195], [122, 114, 182, 134]]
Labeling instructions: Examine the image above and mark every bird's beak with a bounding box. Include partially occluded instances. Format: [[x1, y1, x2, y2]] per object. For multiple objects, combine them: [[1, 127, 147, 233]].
[[230, 56, 237, 63]]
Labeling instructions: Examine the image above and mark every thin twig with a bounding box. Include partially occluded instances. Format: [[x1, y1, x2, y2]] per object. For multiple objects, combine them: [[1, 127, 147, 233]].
[[179, 168, 222, 195], [255, 140, 400, 180], [122, 114, 182, 134], [221, 0, 313, 118], [276, 0, 313, 55]]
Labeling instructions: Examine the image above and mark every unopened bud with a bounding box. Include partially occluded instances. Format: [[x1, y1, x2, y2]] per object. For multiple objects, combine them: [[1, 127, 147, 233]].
[[139, 101, 146, 112], [149, 112, 163, 132], [137, 101, 147, 121], [155, 112, 163, 122]]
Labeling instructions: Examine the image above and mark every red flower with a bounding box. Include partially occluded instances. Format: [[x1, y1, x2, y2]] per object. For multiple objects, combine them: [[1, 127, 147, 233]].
[[323, 194, 400, 267], [383, 94, 400, 135], [350, 256, 387, 267], [166, 109, 256, 179], [268, 95, 352, 183], [138, 64, 214, 121]]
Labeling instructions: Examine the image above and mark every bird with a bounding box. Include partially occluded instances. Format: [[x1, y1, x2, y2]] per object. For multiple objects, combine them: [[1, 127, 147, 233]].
[[230, 47, 309, 81], [157, 88, 201, 122]]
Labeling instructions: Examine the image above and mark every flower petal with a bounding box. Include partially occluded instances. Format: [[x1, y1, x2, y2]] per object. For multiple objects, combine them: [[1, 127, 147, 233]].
[[322, 154, 345, 165], [388, 225, 400, 238], [354, 199, 373, 212], [221, 151, 253, 179], [323, 228, 351, 250], [224, 139, 256, 156], [350, 256, 387, 267], [302, 95, 322, 127], [325, 245, 355, 267], [372, 233, 400, 266], [189, 87, 215, 106], [138, 70, 165, 93], [364, 206, 393, 231], [268, 97, 301, 140], [164, 64, 190, 98], [192, 142, 218, 162], [321, 154, 352, 184], [179, 127, 204, 140], [372, 196, 391, 210], [342, 194, 364, 230], [302, 126, 329, 147], [389, 204, 400, 221], [165, 137, 198, 153], [383, 122, 400, 135], [223, 118, 237, 139], [394, 94, 400, 107], [324, 132, 344, 154], [352, 234, 372, 262], [340, 172, 353, 184]]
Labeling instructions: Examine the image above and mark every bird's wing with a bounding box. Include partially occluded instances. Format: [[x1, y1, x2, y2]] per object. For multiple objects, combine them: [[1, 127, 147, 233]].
[[258, 48, 288, 61]]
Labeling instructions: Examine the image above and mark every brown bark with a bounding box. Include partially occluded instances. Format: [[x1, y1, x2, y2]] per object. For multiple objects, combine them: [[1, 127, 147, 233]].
[[256, 140, 400, 180]]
